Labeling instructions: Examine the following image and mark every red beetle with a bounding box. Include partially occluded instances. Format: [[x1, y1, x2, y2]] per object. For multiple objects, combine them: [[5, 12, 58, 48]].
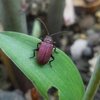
[[30, 18, 65, 66], [32, 35, 56, 66]]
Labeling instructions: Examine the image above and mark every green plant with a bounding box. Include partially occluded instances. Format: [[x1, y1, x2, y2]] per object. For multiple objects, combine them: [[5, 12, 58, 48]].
[[83, 54, 100, 100], [0, 31, 84, 100]]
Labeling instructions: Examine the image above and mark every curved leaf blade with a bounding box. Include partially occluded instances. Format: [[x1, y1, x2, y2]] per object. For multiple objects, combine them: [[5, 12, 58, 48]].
[[0, 32, 84, 100]]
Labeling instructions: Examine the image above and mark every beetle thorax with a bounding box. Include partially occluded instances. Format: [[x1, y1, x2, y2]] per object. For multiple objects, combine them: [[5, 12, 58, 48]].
[[44, 36, 53, 44]]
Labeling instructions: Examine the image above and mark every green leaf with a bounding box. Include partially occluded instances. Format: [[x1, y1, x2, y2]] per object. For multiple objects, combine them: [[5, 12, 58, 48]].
[[0, 31, 84, 100]]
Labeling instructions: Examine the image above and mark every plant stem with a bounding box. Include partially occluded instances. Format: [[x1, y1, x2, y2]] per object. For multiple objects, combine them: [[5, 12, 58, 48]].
[[47, 0, 64, 33], [83, 54, 100, 100], [0, 0, 27, 33]]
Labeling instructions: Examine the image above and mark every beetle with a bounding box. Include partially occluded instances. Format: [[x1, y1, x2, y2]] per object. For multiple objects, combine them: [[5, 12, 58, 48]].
[[30, 18, 66, 66]]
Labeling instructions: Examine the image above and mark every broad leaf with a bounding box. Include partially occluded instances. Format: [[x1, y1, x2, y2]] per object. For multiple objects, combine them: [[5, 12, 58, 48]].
[[0, 32, 84, 100]]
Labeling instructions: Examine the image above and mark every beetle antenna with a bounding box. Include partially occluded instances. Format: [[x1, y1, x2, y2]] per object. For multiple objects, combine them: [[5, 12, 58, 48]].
[[37, 18, 49, 35], [51, 31, 68, 36]]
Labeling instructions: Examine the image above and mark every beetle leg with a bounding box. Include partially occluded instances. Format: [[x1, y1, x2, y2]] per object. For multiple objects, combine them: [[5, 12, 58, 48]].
[[40, 38, 43, 41], [37, 42, 41, 48], [54, 46, 58, 53], [30, 48, 39, 58], [30, 42, 41, 58], [49, 54, 54, 67]]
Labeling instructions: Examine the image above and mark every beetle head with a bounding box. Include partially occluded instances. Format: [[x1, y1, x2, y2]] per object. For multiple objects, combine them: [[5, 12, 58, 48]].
[[44, 35, 53, 44]]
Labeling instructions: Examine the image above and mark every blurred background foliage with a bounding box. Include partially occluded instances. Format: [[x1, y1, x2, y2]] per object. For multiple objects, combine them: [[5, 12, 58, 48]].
[[0, 0, 100, 100]]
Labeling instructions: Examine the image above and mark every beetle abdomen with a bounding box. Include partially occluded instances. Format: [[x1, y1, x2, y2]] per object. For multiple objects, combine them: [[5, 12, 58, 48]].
[[36, 42, 53, 65]]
